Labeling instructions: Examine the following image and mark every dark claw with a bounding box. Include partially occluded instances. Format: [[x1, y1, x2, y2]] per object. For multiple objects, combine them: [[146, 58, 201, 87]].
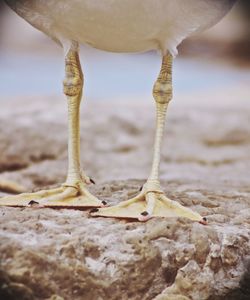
[[89, 208, 99, 213], [90, 178, 96, 184], [102, 200, 107, 206], [199, 217, 208, 225], [28, 200, 39, 206], [139, 186, 143, 192], [141, 211, 149, 216]]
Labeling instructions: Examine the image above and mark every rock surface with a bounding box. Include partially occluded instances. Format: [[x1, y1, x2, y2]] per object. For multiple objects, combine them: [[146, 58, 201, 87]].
[[0, 91, 250, 300]]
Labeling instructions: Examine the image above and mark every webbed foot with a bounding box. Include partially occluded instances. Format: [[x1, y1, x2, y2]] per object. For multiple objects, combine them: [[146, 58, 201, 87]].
[[0, 178, 106, 208], [91, 180, 206, 224]]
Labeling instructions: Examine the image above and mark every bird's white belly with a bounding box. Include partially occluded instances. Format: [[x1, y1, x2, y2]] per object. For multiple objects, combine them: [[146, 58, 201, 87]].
[[53, 0, 166, 53], [9, 0, 234, 54]]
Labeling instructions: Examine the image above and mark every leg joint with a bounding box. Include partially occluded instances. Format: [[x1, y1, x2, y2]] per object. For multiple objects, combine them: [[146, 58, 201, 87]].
[[63, 77, 83, 97], [153, 81, 172, 104], [63, 46, 83, 97]]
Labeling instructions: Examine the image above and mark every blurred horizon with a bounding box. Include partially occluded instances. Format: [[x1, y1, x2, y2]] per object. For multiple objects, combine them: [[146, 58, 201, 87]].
[[0, 0, 249, 101]]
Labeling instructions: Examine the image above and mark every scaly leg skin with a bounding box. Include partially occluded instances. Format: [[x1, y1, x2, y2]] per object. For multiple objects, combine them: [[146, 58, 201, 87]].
[[0, 42, 105, 208], [91, 53, 207, 224]]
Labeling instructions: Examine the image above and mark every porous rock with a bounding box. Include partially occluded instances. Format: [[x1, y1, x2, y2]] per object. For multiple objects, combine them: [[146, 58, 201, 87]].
[[0, 96, 250, 299]]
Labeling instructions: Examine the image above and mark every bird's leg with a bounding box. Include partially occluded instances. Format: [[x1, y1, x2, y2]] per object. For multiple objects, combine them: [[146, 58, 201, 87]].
[[91, 52, 206, 224], [0, 42, 104, 208]]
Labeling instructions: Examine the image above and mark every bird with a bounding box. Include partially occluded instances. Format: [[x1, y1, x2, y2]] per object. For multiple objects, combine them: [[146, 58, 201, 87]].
[[0, 0, 237, 223]]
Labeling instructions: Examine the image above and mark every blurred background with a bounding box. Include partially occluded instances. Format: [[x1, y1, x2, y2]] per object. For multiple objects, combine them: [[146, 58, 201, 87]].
[[0, 0, 249, 101]]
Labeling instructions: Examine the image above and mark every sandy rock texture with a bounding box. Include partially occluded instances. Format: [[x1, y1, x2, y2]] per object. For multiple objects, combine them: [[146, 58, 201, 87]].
[[0, 92, 250, 300]]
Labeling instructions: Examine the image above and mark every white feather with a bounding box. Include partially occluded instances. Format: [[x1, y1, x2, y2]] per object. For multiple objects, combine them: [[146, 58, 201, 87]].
[[7, 0, 235, 55]]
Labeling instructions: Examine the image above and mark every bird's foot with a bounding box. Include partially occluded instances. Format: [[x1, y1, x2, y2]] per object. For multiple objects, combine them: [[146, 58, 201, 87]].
[[0, 179, 26, 194], [91, 180, 207, 224], [0, 179, 105, 208]]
